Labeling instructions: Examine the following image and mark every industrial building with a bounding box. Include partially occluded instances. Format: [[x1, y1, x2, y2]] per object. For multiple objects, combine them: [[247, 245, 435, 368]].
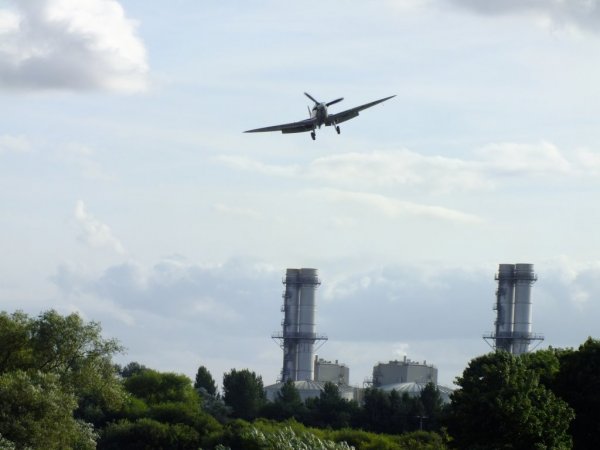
[[314, 356, 350, 385], [484, 263, 543, 355], [368, 357, 453, 404], [266, 267, 452, 404], [372, 357, 437, 387]]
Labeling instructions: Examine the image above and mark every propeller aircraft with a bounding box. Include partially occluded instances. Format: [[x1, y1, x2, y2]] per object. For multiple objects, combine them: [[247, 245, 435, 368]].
[[244, 92, 395, 140]]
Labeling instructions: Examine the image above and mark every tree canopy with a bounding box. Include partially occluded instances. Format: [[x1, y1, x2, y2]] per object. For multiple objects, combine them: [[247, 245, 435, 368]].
[[0, 310, 124, 448], [194, 365, 218, 397], [222, 368, 266, 421], [447, 351, 574, 450]]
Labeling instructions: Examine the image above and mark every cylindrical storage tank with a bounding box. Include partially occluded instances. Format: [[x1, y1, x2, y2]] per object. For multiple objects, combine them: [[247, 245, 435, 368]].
[[282, 269, 300, 381], [296, 268, 319, 381], [512, 263, 536, 355], [495, 264, 515, 353]]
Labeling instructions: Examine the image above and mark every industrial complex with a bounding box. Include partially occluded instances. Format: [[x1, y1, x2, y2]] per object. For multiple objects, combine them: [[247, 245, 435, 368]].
[[266, 264, 542, 403]]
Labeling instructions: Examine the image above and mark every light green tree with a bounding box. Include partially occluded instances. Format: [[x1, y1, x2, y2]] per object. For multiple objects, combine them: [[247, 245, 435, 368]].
[[0, 310, 125, 447], [0, 370, 96, 449]]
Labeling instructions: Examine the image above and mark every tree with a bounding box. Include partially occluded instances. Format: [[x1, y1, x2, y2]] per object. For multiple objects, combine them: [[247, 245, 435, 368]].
[[447, 351, 574, 450], [0, 310, 125, 446], [419, 382, 444, 431], [124, 370, 199, 406], [194, 365, 217, 397], [553, 338, 600, 450], [0, 370, 96, 450], [119, 361, 148, 378], [305, 382, 358, 429], [222, 369, 266, 421], [104, 369, 221, 448], [0, 310, 125, 423], [99, 418, 200, 450], [262, 380, 307, 421]]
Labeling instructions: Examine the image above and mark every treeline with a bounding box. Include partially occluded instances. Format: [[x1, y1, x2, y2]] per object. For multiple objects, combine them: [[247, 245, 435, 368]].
[[1, 310, 599, 449]]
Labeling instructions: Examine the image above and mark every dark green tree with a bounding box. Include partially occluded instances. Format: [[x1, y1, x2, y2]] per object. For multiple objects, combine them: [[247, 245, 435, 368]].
[[419, 382, 444, 431], [99, 418, 200, 450], [124, 370, 199, 406], [194, 365, 217, 396], [553, 338, 600, 450], [305, 382, 358, 429], [119, 361, 147, 378], [360, 387, 394, 433], [222, 369, 266, 421], [447, 351, 574, 450], [261, 380, 307, 421]]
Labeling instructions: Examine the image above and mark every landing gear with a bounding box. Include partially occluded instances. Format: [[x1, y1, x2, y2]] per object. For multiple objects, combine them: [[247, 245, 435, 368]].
[[311, 131, 316, 141], [335, 125, 340, 134]]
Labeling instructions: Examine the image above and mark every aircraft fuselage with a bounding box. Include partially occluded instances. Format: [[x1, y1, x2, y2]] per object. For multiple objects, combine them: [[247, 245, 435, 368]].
[[311, 103, 328, 128]]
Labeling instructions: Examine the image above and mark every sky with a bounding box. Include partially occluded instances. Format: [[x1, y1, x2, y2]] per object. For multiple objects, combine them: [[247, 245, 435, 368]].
[[2, 0, 600, 389]]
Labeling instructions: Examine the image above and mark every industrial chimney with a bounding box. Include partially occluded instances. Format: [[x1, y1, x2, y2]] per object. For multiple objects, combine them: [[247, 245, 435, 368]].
[[273, 268, 327, 381], [485, 263, 543, 355]]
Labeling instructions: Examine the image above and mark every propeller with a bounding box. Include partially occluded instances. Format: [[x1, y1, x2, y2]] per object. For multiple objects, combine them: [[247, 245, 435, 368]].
[[304, 92, 319, 104], [304, 92, 344, 108], [326, 97, 344, 107]]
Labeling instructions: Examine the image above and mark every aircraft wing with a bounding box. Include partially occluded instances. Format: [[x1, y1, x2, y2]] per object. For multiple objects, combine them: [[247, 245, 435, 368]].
[[326, 95, 396, 126], [244, 117, 316, 134]]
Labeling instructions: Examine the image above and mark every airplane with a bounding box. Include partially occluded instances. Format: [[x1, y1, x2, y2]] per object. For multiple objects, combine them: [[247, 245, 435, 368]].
[[244, 92, 396, 140]]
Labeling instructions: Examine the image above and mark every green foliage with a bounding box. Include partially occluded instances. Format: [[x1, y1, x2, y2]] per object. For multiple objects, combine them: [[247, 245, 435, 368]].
[[124, 369, 199, 406], [261, 380, 307, 422], [553, 337, 600, 450], [99, 418, 201, 450], [119, 361, 147, 378], [447, 351, 574, 450], [222, 369, 266, 421], [328, 428, 447, 450], [0, 309, 124, 448], [0, 370, 97, 449], [304, 382, 359, 429], [241, 425, 354, 450], [359, 388, 408, 434], [208, 419, 447, 450], [419, 382, 444, 431], [195, 365, 218, 396]]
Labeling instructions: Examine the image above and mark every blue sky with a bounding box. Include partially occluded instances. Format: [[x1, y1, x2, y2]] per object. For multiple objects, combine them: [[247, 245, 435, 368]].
[[2, 0, 600, 388]]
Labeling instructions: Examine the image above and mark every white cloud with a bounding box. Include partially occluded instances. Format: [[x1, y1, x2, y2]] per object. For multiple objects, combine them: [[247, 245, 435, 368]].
[[310, 188, 483, 224], [477, 141, 574, 176], [0, 135, 31, 153], [308, 150, 491, 192], [0, 0, 148, 92], [74, 200, 125, 254], [218, 142, 592, 195]]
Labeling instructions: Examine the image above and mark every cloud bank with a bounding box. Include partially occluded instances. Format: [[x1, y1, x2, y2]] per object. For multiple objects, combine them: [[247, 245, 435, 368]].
[[0, 0, 148, 92], [49, 256, 600, 386], [449, 0, 600, 33]]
